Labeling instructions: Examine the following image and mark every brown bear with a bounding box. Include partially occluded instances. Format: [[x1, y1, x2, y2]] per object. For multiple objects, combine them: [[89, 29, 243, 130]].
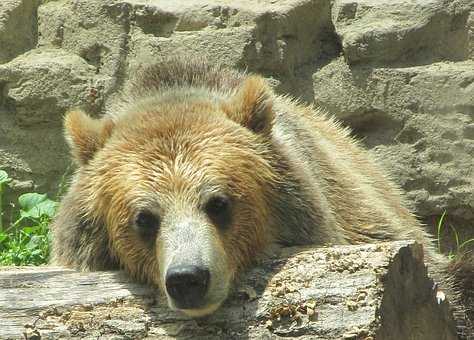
[[51, 58, 472, 334]]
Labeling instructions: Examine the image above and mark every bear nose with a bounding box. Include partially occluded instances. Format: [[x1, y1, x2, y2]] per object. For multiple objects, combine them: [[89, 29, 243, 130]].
[[165, 265, 210, 309]]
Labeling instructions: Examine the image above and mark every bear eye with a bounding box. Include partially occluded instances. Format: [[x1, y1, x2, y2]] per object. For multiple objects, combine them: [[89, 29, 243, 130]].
[[204, 194, 232, 230], [135, 210, 160, 233]]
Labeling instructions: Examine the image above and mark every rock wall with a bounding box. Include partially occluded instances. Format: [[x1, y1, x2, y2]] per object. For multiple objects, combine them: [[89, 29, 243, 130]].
[[0, 0, 473, 238]]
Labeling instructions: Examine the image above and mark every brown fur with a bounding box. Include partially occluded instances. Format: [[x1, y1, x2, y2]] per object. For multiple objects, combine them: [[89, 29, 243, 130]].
[[51, 57, 472, 336]]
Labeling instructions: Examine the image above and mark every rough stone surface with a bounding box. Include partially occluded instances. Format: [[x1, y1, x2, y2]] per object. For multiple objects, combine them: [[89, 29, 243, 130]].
[[331, 0, 472, 65], [0, 48, 99, 204], [0, 0, 472, 249], [0, 48, 99, 126], [0, 0, 41, 64], [313, 59, 474, 235], [0, 241, 459, 339]]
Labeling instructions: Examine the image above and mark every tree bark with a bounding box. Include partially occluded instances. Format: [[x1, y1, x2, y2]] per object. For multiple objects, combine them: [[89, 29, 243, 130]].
[[0, 241, 458, 339]]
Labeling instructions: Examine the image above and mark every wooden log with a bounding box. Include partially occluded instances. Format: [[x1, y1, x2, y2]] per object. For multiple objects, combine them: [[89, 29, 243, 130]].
[[0, 241, 458, 339]]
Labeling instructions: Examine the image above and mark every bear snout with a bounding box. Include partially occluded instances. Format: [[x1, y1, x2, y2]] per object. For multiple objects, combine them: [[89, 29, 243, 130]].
[[165, 264, 210, 309]]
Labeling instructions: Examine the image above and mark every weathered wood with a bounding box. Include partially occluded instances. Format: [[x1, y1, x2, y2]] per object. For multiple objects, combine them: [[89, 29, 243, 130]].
[[0, 241, 458, 339]]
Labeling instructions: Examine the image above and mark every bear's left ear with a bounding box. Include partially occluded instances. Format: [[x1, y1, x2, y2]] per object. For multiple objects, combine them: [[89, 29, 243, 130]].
[[222, 75, 274, 135], [64, 109, 115, 166]]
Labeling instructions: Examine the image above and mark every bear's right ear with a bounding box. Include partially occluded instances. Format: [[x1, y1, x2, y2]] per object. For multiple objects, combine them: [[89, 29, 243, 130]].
[[64, 110, 115, 166], [222, 75, 274, 136]]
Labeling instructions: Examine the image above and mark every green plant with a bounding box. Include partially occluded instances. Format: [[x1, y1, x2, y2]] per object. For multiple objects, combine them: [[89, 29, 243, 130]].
[[436, 210, 447, 254], [436, 210, 474, 260], [0, 170, 58, 266]]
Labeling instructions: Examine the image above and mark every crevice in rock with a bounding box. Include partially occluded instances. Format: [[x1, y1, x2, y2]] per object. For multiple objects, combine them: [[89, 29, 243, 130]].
[[31, 0, 40, 53], [395, 125, 425, 144], [0, 82, 15, 113], [133, 6, 179, 38], [241, 0, 342, 103], [243, 0, 338, 75], [80, 44, 110, 74], [101, 2, 133, 115]]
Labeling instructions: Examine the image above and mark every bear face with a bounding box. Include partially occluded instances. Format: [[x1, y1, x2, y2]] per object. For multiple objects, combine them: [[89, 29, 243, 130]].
[[61, 76, 278, 316]]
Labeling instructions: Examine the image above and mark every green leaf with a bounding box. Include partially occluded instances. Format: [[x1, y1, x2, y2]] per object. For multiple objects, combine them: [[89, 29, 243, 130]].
[[22, 227, 38, 234], [0, 189, 53, 265], [0, 170, 10, 185], [35, 200, 58, 219], [19, 193, 58, 219], [19, 193, 47, 210]]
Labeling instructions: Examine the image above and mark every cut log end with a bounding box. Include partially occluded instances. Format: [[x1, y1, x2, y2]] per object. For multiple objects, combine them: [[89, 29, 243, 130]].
[[0, 241, 458, 339]]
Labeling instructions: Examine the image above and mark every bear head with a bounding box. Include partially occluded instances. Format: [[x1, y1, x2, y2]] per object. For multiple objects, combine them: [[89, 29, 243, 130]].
[[63, 76, 277, 316]]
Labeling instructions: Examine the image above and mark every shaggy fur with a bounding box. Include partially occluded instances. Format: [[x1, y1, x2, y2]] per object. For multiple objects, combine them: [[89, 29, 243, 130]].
[[51, 58, 472, 336]]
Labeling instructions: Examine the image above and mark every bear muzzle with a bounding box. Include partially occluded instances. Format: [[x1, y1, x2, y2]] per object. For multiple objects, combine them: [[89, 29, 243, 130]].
[[165, 264, 210, 309], [158, 217, 232, 316]]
